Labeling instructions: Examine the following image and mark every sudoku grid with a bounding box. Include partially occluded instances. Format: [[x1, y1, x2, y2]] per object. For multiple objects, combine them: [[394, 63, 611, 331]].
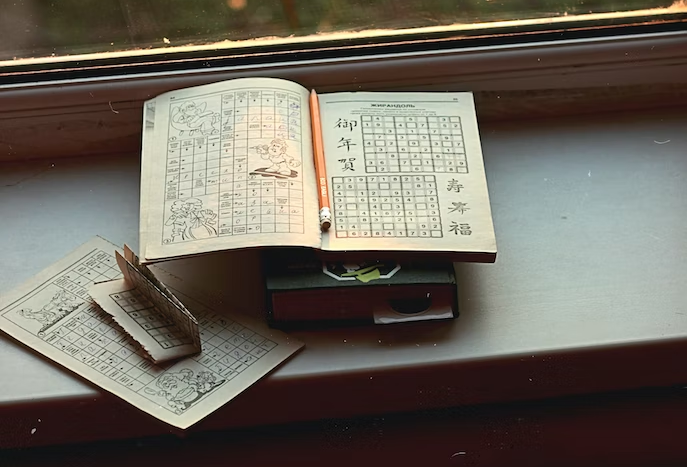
[[361, 115, 468, 174], [332, 175, 442, 238]]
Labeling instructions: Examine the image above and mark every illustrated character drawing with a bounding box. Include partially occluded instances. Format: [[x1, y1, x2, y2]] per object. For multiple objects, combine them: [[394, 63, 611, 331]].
[[165, 198, 218, 242], [170, 101, 220, 136], [18, 289, 81, 326], [148, 369, 225, 414], [251, 138, 300, 178], [18, 308, 56, 326]]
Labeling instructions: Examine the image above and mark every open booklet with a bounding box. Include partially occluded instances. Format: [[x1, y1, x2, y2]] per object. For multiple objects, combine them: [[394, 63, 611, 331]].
[[140, 78, 496, 264]]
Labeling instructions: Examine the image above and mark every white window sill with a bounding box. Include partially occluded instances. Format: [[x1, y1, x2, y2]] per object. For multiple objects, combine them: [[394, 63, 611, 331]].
[[1, 104, 685, 447]]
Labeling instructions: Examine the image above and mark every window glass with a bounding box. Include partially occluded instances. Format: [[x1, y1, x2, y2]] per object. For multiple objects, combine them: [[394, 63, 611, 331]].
[[1, 1, 684, 63]]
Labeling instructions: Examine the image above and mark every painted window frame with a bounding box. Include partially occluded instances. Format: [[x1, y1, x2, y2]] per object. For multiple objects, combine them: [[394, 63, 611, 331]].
[[1, 27, 686, 162]]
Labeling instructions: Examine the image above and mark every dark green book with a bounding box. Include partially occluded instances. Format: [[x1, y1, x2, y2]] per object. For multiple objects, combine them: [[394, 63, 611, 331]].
[[264, 250, 457, 326]]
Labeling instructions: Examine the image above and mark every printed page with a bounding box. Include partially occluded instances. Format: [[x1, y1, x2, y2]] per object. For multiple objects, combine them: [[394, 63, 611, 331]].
[[88, 247, 201, 363], [143, 77, 321, 263], [0, 237, 304, 429], [318, 92, 496, 259]]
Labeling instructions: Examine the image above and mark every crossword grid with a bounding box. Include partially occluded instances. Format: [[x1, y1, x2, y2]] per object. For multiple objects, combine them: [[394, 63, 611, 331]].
[[163, 89, 303, 243], [43, 303, 158, 393], [109, 289, 192, 349], [4, 247, 284, 416], [192, 307, 277, 377], [242, 177, 304, 235], [3, 249, 122, 334], [361, 115, 468, 174], [332, 175, 442, 238], [40, 301, 278, 413], [51, 250, 121, 300], [31, 250, 164, 394]]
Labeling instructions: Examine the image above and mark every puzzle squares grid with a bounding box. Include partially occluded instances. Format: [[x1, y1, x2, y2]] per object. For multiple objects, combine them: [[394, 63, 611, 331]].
[[42, 302, 279, 402], [163, 89, 304, 240], [193, 313, 278, 379], [109, 289, 192, 349], [332, 175, 442, 238], [20, 247, 283, 411], [51, 250, 121, 296], [361, 115, 468, 174]]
